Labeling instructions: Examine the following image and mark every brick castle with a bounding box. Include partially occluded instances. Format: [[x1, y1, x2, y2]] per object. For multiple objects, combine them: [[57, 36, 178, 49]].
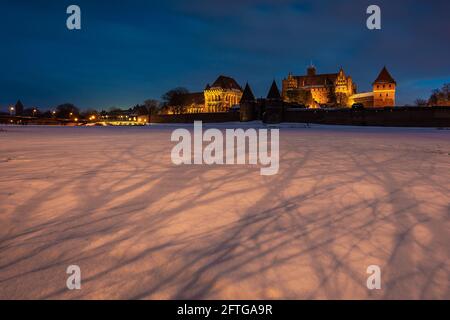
[[170, 66, 396, 114]]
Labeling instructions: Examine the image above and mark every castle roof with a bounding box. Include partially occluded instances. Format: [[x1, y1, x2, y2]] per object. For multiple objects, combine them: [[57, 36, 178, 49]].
[[210, 75, 242, 91], [267, 80, 282, 100], [373, 67, 396, 84], [240, 83, 256, 102], [292, 73, 338, 87]]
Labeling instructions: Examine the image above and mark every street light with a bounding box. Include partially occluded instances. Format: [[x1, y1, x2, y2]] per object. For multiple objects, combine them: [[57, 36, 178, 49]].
[[9, 106, 15, 116]]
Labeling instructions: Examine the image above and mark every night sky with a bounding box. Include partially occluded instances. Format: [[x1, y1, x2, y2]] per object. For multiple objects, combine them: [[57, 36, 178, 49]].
[[1, 0, 449, 110]]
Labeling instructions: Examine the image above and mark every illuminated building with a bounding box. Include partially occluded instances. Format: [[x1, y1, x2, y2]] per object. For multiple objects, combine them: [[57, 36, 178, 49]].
[[204, 75, 243, 112], [372, 66, 397, 107], [282, 65, 356, 107], [349, 67, 397, 107], [182, 75, 243, 113], [283, 65, 396, 108]]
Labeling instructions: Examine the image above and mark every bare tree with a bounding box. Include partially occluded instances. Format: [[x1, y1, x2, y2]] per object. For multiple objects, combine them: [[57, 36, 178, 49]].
[[144, 99, 160, 115], [414, 98, 428, 107], [161, 87, 189, 114], [55, 103, 79, 119], [286, 89, 313, 107], [428, 83, 450, 106], [336, 92, 349, 107]]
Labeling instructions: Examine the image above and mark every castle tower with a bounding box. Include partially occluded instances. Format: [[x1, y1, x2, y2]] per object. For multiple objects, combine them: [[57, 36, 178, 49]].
[[373, 67, 396, 107], [282, 72, 297, 100], [239, 83, 256, 122], [15, 100, 24, 116], [267, 80, 282, 101], [307, 65, 316, 76], [264, 80, 283, 124]]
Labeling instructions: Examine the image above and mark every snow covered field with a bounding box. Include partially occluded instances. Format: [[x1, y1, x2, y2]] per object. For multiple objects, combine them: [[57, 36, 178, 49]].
[[0, 124, 449, 299]]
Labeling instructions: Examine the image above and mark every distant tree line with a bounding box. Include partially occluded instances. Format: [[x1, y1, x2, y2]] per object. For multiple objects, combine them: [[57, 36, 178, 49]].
[[2, 87, 194, 119]]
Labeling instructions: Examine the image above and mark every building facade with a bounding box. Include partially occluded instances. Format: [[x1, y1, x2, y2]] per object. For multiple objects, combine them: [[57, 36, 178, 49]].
[[282, 65, 356, 107], [182, 75, 243, 113], [204, 75, 243, 112], [282, 65, 396, 108]]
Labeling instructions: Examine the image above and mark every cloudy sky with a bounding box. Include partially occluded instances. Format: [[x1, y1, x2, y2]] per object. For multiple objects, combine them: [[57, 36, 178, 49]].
[[0, 0, 449, 110]]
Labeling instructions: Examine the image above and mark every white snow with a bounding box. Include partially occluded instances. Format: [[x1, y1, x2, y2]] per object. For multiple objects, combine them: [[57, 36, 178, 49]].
[[0, 124, 449, 299]]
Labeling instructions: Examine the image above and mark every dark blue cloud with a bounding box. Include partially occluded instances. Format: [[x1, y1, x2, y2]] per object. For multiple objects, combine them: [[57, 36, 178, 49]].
[[0, 0, 449, 110]]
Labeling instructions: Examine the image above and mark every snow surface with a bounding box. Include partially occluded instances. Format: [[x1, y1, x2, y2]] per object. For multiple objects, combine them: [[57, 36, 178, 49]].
[[0, 124, 449, 299]]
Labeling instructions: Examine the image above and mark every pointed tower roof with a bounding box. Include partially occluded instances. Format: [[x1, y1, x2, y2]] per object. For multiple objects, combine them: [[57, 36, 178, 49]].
[[240, 83, 256, 103], [373, 66, 396, 84], [204, 83, 211, 90], [267, 80, 281, 100], [15, 100, 24, 108]]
